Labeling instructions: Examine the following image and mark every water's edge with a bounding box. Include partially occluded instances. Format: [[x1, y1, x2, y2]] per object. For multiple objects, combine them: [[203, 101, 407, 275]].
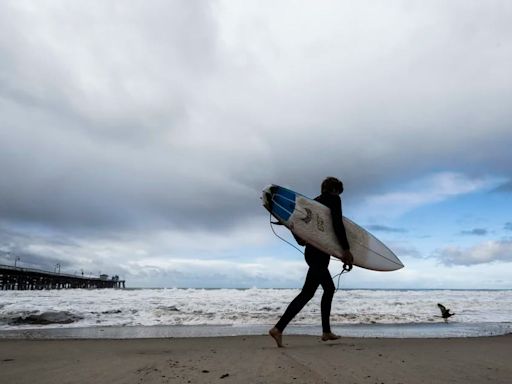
[[1, 322, 511, 340]]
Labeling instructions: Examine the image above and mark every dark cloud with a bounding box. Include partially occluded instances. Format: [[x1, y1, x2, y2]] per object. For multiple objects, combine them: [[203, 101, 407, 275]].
[[365, 225, 407, 233], [505, 223, 512, 231], [0, 1, 258, 233], [0, 1, 512, 286], [460, 228, 488, 236], [1, 1, 512, 236], [0, 226, 74, 270], [0, 249, 63, 273], [493, 181, 512, 193], [0, 224, 130, 277]]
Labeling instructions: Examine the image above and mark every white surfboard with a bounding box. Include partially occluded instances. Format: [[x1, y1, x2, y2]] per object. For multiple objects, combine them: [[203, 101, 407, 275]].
[[262, 184, 404, 272]]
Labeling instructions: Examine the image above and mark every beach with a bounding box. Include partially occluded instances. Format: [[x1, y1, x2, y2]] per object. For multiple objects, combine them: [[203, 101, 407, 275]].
[[1, 288, 511, 383], [1, 334, 510, 384]]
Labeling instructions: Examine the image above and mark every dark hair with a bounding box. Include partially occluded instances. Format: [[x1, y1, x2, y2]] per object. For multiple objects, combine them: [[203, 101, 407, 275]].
[[321, 177, 344, 194]]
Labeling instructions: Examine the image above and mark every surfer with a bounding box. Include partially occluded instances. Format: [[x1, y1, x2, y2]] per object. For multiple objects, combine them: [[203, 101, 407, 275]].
[[269, 177, 354, 347]]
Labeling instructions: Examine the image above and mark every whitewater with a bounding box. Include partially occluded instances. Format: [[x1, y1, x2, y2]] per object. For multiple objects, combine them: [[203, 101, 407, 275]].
[[1, 288, 511, 338]]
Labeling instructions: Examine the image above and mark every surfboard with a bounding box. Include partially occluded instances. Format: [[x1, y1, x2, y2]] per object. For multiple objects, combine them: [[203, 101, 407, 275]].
[[262, 184, 404, 272]]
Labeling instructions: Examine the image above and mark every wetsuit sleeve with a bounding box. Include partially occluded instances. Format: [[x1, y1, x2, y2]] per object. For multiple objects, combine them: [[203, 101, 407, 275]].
[[329, 195, 350, 250]]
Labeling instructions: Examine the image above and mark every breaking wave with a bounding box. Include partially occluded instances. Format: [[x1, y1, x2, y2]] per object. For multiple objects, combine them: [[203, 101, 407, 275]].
[[0, 288, 511, 332]]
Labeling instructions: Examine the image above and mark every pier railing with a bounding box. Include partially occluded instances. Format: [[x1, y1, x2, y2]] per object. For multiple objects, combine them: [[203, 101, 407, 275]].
[[0, 264, 125, 290]]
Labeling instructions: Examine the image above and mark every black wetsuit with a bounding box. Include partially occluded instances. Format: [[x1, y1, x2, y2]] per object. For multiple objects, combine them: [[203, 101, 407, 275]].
[[275, 192, 350, 333]]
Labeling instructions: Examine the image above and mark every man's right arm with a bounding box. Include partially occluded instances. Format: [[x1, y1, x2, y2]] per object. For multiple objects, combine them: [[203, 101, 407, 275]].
[[328, 195, 350, 250], [328, 195, 354, 268]]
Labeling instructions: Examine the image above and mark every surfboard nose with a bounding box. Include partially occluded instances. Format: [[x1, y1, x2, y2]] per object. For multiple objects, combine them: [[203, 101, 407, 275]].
[[383, 255, 405, 271], [261, 185, 274, 210]]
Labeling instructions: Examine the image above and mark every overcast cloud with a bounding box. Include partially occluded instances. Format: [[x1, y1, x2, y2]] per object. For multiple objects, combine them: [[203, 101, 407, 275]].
[[1, 1, 512, 287], [435, 240, 512, 266]]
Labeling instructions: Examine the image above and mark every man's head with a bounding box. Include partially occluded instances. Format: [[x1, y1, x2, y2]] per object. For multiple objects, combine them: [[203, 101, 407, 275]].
[[321, 177, 344, 195]]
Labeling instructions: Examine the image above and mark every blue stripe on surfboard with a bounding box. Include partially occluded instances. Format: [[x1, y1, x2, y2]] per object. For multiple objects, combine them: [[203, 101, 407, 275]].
[[270, 188, 297, 222], [271, 194, 295, 222], [273, 192, 295, 205], [273, 186, 297, 201], [274, 194, 296, 209], [271, 201, 292, 222]]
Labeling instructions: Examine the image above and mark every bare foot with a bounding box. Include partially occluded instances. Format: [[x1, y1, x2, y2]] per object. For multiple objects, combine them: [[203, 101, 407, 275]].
[[321, 332, 341, 341], [269, 327, 284, 348]]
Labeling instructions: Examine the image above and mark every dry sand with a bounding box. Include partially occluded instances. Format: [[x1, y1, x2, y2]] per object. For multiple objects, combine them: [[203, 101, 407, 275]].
[[1, 334, 510, 384]]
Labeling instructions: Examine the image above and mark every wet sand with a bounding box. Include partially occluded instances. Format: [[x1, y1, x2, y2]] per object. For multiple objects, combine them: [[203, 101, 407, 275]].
[[1, 334, 510, 383]]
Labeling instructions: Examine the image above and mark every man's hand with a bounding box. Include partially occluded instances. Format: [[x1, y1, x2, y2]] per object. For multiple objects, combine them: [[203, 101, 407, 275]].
[[341, 250, 354, 271]]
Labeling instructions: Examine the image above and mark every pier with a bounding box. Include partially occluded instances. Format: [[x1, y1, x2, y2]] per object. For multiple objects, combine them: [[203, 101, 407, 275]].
[[0, 265, 125, 290]]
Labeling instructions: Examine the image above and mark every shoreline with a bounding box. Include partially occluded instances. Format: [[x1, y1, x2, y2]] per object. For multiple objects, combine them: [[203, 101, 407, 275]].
[[1, 334, 511, 383], [1, 321, 511, 340]]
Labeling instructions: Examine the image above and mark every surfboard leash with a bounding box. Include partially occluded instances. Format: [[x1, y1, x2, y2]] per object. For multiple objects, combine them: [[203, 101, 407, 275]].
[[269, 212, 350, 291], [331, 268, 349, 292], [269, 212, 305, 255]]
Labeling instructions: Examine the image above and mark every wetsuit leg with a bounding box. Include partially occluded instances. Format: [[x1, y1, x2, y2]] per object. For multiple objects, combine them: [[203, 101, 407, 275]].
[[274, 267, 321, 332], [319, 268, 336, 333]]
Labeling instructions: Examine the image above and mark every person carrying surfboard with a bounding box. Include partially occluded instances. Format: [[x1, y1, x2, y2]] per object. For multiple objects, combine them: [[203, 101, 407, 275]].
[[269, 177, 354, 348]]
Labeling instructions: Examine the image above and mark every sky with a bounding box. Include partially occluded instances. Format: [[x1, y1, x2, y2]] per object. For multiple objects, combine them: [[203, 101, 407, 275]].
[[1, 0, 511, 289]]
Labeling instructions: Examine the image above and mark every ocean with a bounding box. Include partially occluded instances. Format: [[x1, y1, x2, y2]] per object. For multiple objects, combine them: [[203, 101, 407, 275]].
[[0, 288, 511, 339]]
